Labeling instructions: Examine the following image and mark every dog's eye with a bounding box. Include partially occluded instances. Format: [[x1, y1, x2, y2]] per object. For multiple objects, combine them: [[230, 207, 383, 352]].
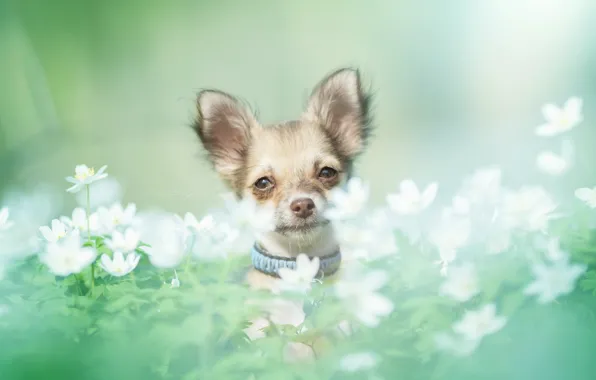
[[254, 177, 273, 190], [318, 167, 338, 179]]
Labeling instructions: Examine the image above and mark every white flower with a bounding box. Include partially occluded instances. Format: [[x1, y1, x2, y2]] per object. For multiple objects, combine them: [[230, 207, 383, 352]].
[[171, 271, 180, 288], [324, 177, 370, 220], [65, 164, 108, 193], [99, 251, 140, 277], [429, 214, 471, 271], [575, 187, 596, 208], [179, 212, 215, 240], [182, 212, 202, 231], [61, 207, 100, 234], [106, 228, 140, 253], [137, 213, 188, 268], [219, 193, 275, 251], [501, 187, 557, 232], [452, 304, 507, 342], [485, 228, 512, 255], [222, 193, 275, 232], [541, 237, 567, 262], [39, 219, 70, 243], [459, 167, 502, 205], [333, 209, 398, 261], [523, 255, 586, 304], [244, 298, 305, 340], [434, 332, 481, 357], [335, 270, 394, 327], [386, 179, 438, 215], [276, 254, 320, 293], [536, 139, 574, 176], [75, 177, 123, 209], [447, 196, 471, 216], [0, 207, 14, 231], [97, 203, 137, 233], [339, 352, 379, 372], [439, 262, 480, 302], [535, 97, 583, 137], [191, 214, 240, 260], [39, 234, 97, 276]]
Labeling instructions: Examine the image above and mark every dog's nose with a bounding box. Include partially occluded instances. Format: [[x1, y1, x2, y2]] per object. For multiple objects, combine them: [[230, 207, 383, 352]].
[[290, 198, 315, 218]]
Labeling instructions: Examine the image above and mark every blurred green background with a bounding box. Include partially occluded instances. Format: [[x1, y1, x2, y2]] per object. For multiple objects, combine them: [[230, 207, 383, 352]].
[[2, 0, 596, 217]]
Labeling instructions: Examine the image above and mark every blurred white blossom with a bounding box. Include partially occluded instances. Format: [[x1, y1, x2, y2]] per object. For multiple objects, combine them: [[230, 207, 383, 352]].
[[575, 187, 596, 208], [39, 219, 71, 243], [339, 352, 379, 372], [99, 251, 140, 277], [39, 234, 97, 276], [0, 207, 14, 231], [386, 179, 438, 216], [501, 187, 557, 232], [333, 209, 398, 261], [220, 193, 275, 251], [191, 214, 240, 260], [535, 97, 583, 137], [276, 254, 320, 294], [244, 298, 305, 340], [436, 304, 506, 356], [106, 228, 140, 253], [523, 255, 586, 304], [182, 212, 202, 231], [65, 164, 108, 193], [75, 177, 123, 210], [439, 262, 480, 302], [485, 227, 512, 255], [434, 332, 481, 357], [98, 203, 137, 233], [0, 187, 61, 260], [536, 139, 574, 176], [136, 212, 187, 268], [429, 214, 471, 273], [453, 304, 507, 341], [335, 269, 393, 327], [60, 207, 100, 235], [459, 166, 503, 205], [539, 237, 567, 262], [324, 177, 369, 220]]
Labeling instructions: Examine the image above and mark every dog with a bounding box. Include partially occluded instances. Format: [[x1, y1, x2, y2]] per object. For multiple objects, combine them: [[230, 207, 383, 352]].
[[192, 68, 372, 360]]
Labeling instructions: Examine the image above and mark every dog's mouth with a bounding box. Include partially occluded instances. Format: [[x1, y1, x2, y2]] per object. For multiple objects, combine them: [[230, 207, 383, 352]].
[[275, 220, 330, 235]]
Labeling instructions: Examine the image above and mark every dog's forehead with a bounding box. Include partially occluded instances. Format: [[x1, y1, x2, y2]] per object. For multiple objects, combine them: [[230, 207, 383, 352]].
[[248, 121, 336, 170]]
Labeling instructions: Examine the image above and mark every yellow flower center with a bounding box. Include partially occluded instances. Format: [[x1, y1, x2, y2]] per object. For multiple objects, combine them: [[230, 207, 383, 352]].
[[75, 167, 95, 181]]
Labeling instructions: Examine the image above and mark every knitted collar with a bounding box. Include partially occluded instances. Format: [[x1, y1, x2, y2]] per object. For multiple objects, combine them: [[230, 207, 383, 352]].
[[250, 242, 342, 279]]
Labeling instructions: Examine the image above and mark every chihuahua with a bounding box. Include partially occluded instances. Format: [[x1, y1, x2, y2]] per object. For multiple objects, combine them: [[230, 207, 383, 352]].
[[192, 68, 372, 290]]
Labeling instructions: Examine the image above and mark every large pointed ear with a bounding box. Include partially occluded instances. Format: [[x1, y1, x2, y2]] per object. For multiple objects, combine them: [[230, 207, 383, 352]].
[[192, 90, 259, 187], [302, 68, 372, 160]]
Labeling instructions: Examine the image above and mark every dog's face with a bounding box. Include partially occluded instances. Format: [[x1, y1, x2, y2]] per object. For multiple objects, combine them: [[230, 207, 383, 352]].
[[193, 69, 371, 240]]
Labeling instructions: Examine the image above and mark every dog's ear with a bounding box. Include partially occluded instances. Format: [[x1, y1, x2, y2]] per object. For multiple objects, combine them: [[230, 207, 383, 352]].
[[193, 90, 258, 186], [303, 68, 372, 160]]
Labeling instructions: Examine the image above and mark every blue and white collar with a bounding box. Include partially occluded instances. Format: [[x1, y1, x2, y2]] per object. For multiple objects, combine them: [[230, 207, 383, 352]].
[[250, 243, 342, 279]]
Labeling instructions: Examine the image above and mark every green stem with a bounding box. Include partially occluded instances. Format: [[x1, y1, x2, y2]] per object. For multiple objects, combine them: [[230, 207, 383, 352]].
[[75, 274, 84, 296], [85, 184, 95, 293]]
